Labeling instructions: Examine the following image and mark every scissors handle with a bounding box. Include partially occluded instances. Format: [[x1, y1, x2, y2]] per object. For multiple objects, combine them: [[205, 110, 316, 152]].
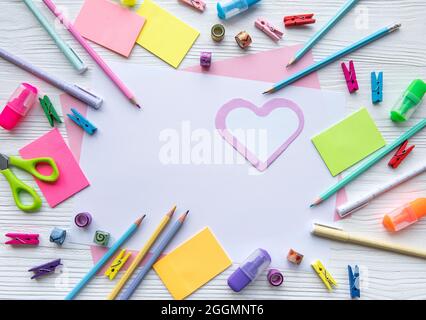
[[9, 156, 59, 182], [0, 168, 42, 212]]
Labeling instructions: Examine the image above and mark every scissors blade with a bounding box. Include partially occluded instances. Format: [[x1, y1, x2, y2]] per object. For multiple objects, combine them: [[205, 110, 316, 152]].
[[0, 153, 9, 170]]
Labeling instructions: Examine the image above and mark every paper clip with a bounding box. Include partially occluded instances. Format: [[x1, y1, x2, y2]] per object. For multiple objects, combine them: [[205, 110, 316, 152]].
[[67, 108, 97, 135], [5, 233, 39, 246], [284, 14, 315, 27], [179, 0, 206, 12], [341, 60, 359, 94], [311, 260, 337, 291], [255, 18, 283, 41], [371, 71, 383, 104], [28, 259, 62, 279], [39, 95, 62, 127], [105, 249, 131, 280], [348, 265, 360, 299], [388, 140, 415, 169]]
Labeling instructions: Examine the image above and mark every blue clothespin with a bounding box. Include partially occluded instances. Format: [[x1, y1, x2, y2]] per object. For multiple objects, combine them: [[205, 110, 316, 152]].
[[348, 265, 360, 299], [371, 72, 383, 104], [67, 108, 97, 135]]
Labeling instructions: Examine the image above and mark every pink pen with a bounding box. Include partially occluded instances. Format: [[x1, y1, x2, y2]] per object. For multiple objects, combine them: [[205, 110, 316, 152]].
[[42, 0, 141, 109]]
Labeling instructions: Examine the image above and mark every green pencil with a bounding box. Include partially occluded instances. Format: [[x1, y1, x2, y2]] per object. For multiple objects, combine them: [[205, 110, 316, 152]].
[[311, 118, 426, 207]]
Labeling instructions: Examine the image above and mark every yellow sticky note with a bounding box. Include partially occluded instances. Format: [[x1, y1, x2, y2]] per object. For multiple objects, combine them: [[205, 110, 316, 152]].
[[311, 107, 386, 176], [153, 227, 232, 300], [136, 0, 199, 68]]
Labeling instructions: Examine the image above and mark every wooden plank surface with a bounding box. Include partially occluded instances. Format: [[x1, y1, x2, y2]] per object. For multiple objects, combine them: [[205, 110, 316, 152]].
[[0, 0, 425, 300]]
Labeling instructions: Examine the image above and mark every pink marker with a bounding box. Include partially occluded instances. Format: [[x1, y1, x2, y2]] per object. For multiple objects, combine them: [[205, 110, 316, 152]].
[[0, 83, 38, 130]]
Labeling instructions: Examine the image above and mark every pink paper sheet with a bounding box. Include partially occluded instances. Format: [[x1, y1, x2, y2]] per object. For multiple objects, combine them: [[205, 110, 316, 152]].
[[74, 0, 146, 57], [59, 44, 346, 267], [19, 128, 90, 208]]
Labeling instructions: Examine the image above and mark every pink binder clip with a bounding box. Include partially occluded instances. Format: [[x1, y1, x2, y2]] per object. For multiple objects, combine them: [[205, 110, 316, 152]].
[[255, 18, 283, 41], [341, 60, 359, 94], [179, 0, 206, 12], [5, 233, 39, 246]]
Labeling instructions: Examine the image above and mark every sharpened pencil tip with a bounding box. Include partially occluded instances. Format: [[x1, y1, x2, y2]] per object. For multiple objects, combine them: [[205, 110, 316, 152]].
[[135, 214, 146, 226], [263, 88, 273, 95], [310, 198, 323, 208], [286, 57, 296, 67], [179, 210, 189, 222], [167, 205, 177, 218]]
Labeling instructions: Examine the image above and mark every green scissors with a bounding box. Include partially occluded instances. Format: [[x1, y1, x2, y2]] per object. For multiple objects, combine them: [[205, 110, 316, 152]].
[[0, 153, 59, 212]]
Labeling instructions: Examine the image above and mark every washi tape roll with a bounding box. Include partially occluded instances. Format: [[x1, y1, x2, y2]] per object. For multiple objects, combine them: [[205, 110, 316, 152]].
[[211, 24, 225, 42], [49, 227, 66, 245], [200, 52, 212, 68], [235, 31, 252, 49], [74, 212, 92, 228], [267, 269, 284, 286]]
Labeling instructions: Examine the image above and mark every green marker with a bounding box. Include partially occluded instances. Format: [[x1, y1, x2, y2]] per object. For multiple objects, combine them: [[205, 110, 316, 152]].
[[391, 79, 426, 122]]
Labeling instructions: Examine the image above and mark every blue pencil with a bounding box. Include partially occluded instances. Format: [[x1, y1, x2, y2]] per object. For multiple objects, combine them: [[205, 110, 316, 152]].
[[287, 0, 360, 67], [264, 24, 401, 94], [119, 211, 189, 300], [64, 215, 145, 300]]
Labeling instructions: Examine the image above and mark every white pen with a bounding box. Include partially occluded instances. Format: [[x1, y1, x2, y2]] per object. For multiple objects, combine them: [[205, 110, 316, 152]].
[[337, 162, 426, 218]]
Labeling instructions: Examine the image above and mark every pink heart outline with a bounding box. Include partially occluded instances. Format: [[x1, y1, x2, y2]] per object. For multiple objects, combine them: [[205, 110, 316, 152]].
[[215, 98, 305, 171]]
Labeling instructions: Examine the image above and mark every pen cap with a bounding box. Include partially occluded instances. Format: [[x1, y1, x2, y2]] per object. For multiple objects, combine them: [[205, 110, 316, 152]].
[[0, 83, 38, 130], [227, 248, 271, 292], [383, 198, 426, 232], [390, 79, 426, 122], [217, 0, 261, 19]]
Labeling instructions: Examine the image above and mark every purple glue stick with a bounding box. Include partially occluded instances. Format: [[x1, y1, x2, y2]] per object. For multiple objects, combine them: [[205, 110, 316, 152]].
[[227, 248, 271, 292]]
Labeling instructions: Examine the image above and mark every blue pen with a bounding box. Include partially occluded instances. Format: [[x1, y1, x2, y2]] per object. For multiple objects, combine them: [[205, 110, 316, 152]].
[[287, 0, 360, 67], [264, 24, 401, 94], [119, 211, 189, 300], [64, 216, 145, 300]]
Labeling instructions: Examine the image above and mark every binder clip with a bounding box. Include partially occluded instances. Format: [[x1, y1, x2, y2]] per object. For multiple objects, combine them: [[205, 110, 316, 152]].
[[341, 60, 359, 94], [284, 14, 315, 27], [5, 233, 39, 246], [67, 108, 97, 135], [28, 259, 62, 279], [39, 95, 62, 127], [287, 248, 304, 265], [388, 140, 414, 169], [49, 227, 66, 246], [105, 249, 132, 280], [311, 260, 337, 291], [179, 0, 206, 12], [255, 18, 283, 41], [371, 71, 383, 104], [348, 265, 360, 299]]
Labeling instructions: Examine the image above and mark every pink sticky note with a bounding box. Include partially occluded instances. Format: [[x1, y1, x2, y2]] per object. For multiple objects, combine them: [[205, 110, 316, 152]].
[[19, 128, 90, 208], [74, 0, 146, 57]]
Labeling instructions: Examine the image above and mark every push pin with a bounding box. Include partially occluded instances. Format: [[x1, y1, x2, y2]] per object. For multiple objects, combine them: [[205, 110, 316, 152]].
[[94, 230, 110, 246], [49, 227, 66, 245], [200, 52, 212, 68], [235, 31, 252, 49]]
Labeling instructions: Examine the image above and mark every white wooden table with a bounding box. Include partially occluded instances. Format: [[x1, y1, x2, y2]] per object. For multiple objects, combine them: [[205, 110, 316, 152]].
[[0, 0, 425, 300]]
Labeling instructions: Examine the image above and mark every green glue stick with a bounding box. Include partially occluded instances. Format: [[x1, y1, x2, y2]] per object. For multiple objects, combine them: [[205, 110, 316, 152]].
[[391, 79, 426, 122]]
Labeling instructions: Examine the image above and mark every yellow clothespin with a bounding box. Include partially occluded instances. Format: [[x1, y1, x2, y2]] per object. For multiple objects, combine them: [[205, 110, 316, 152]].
[[311, 260, 337, 291], [105, 249, 131, 280]]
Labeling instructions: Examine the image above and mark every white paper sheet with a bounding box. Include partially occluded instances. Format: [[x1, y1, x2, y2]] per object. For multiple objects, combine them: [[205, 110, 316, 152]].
[[69, 65, 345, 270]]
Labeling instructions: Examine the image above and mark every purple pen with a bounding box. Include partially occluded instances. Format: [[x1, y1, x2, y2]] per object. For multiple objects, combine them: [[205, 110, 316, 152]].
[[227, 248, 271, 292]]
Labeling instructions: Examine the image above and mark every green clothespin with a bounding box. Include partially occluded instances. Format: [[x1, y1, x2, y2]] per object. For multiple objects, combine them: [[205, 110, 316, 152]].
[[39, 95, 62, 127]]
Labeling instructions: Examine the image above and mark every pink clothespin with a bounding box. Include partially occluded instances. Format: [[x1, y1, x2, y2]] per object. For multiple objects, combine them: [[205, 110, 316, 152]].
[[341, 60, 359, 93], [255, 18, 284, 41], [179, 0, 206, 12], [5, 233, 39, 246]]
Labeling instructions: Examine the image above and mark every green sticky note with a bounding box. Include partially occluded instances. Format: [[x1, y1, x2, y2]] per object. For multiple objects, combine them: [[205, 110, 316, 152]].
[[312, 108, 386, 176]]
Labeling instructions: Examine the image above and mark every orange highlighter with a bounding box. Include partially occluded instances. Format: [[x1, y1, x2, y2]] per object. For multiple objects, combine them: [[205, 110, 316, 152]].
[[383, 198, 426, 232]]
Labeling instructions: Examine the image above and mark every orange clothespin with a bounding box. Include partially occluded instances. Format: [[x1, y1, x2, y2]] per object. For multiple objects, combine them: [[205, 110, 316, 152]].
[[255, 18, 283, 41], [284, 14, 315, 27], [388, 140, 415, 169]]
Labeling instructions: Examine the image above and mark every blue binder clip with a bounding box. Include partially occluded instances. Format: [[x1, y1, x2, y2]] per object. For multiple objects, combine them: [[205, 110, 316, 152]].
[[348, 265, 360, 299], [67, 108, 97, 135], [371, 72, 383, 104]]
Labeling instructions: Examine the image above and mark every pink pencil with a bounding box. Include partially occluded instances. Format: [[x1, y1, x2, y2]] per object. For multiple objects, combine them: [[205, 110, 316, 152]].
[[43, 0, 141, 108]]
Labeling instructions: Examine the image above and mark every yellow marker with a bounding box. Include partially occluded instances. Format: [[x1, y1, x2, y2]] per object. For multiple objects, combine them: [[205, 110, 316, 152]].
[[107, 205, 176, 299], [105, 249, 132, 280], [311, 260, 337, 291], [121, 0, 137, 6]]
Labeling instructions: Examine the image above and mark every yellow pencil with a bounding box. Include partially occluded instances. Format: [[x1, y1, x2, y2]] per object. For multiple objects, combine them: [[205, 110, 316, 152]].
[[107, 205, 176, 300]]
